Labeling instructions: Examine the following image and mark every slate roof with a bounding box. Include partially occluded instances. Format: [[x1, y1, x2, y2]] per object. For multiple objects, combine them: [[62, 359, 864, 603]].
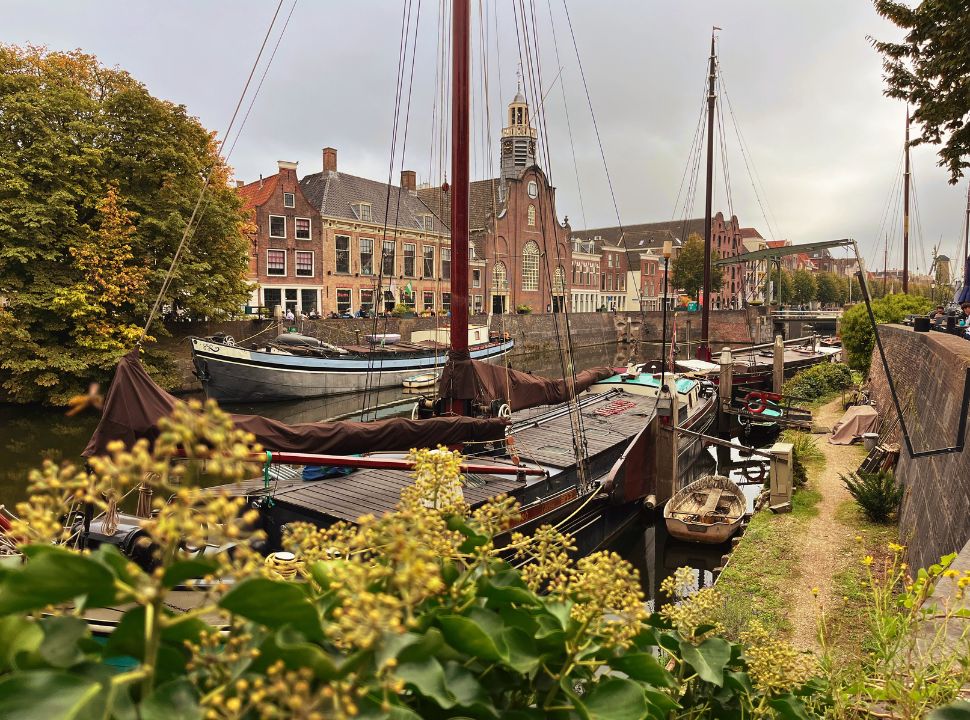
[[571, 219, 706, 266], [237, 174, 280, 210], [417, 179, 504, 232], [300, 171, 447, 232]]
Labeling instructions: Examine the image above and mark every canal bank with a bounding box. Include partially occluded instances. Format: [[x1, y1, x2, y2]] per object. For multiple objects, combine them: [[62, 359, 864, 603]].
[[155, 308, 769, 393]]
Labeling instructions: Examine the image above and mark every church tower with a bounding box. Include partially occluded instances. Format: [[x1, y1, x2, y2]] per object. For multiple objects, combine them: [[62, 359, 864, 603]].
[[500, 76, 537, 180]]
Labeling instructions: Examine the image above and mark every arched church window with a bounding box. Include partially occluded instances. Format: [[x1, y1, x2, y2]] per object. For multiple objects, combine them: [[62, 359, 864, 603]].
[[553, 265, 566, 293], [493, 261, 508, 290], [527, 205, 536, 226], [522, 241, 540, 291]]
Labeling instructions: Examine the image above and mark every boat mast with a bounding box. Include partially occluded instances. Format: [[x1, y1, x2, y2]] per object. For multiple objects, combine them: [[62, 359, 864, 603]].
[[964, 183, 970, 284], [903, 107, 910, 294], [697, 29, 717, 361], [449, 0, 470, 414]]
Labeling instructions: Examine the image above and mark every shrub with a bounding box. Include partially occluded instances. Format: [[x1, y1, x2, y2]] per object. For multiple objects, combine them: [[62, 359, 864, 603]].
[[783, 362, 853, 401], [840, 293, 933, 373], [516, 303, 532, 314], [391, 302, 412, 317], [842, 469, 903, 523], [781, 429, 824, 487]]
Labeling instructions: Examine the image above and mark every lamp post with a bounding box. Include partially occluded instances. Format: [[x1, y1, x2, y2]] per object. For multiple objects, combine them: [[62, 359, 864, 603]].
[[660, 240, 673, 381]]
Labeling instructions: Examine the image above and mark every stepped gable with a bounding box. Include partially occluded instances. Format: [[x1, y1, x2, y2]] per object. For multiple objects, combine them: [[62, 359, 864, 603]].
[[300, 170, 447, 231]]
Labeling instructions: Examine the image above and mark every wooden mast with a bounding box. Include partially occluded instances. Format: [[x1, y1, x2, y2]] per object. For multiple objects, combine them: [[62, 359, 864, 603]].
[[450, 0, 470, 414], [697, 29, 717, 361], [903, 107, 910, 294], [964, 183, 970, 283]]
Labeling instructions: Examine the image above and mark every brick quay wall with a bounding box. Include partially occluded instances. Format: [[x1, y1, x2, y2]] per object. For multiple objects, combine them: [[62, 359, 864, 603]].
[[867, 325, 970, 570], [156, 308, 769, 393]]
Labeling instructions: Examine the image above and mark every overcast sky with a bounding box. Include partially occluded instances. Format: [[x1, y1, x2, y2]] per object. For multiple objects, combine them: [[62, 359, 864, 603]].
[[5, 0, 968, 276]]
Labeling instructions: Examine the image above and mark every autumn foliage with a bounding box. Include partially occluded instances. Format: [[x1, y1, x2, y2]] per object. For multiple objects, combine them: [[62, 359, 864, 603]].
[[0, 45, 251, 404]]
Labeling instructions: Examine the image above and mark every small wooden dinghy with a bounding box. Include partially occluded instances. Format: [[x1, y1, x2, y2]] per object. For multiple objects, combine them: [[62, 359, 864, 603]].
[[664, 475, 745, 544], [403, 371, 441, 389]]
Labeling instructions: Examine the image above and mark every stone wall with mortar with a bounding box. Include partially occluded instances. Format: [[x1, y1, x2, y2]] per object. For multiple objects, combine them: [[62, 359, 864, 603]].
[[156, 309, 767, 393], [867, 325, 970, 570]]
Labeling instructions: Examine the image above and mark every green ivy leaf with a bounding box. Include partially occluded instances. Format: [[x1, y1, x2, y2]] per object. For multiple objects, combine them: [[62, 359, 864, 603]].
[[768, 694, 812, 720], [438, 613, 505, 663], [161, 558, 219, 589], [219, 577, 323, 641], [478, 569, 537, 606], [0, 670, 101, 720], [608, 652, 676, 688], [140, 679, 202, 720], [39, 616, 90, 668], [446, 515, 490, 553], [679, 637, 731, 687], [577, 677, 650, 720], [930, 702, 970, 720], [257, 626, 339, 680], [0, 545, 116, 614], [396, 656, 453, 707], [0, 615, 43, 672]]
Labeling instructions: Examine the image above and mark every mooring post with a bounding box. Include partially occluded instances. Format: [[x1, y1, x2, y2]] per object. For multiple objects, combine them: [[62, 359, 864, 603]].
[[718, 347, 733, 434], [768, 441, 793, 511], [656, 378, 681, 501], [772, 334, 784, 395]]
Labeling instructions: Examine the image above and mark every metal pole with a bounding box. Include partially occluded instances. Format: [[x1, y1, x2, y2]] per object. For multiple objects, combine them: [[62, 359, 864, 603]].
[[698, 29, 717, 361], [903, 107, 910, 294], [449, 0, 470, 413], [661, 255, 669, 379]]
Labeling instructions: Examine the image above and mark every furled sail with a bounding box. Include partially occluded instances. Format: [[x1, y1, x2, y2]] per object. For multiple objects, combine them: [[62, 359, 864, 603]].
[[83, 351, 508, 458], [440, 354, 614, 412]]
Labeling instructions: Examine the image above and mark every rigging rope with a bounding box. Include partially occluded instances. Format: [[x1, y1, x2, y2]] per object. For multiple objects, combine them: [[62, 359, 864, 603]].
[[139, 0, 288, 341]]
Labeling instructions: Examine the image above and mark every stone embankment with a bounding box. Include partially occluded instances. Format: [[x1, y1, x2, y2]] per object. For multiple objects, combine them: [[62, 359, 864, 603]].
[[867, 325, 970, 571], [155, 308, 769, 393]]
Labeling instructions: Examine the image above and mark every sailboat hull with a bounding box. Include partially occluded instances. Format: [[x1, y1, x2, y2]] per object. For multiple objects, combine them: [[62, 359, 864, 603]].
[[191, 337, 514, 402]]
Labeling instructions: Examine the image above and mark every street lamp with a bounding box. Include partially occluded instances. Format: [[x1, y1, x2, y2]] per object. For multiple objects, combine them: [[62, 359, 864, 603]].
[[660, 240, 673, 382]]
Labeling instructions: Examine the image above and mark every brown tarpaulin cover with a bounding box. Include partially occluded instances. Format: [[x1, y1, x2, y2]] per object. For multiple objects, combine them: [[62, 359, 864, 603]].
[[439, 355, 615, 412], [828, 405, 879, 445], [83, 351, 508, 457]]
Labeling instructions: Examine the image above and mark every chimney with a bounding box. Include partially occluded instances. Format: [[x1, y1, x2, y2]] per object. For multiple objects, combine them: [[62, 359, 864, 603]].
[[323, 147, 337, 174], [235, 180, 245, 188], [277, 160, 298, 183], [400, 170, 416, 192]]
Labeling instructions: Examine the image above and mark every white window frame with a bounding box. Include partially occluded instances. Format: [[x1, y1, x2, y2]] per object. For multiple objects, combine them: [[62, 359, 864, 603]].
[[294, 217, 311, 240], [266, 249, 286, 276], [422, 245, 435, 278], [269, 215, 286, 239], [472, 268, 481, 288], [359, 288, 374, 311], [295, 250, 314, 278], [283, 192, 295, 208], [403, 242, 416, 277], [527, 205, 536, 226], [336, 288, 352, 314], [359, 237, 374, 276], [355, 203, 372, 222], [422, 290, 435, 311], [522, 241, 539, 291], [441, 247, 451, 280]]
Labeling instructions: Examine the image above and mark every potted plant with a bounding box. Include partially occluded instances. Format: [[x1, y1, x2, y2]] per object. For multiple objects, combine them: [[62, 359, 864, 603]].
[[391, 303, 416, 318], [516, 304, 532, 315]]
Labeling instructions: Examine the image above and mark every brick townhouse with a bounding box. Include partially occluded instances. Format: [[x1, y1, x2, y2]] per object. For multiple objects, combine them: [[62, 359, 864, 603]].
[[238, 160, 324, 316]]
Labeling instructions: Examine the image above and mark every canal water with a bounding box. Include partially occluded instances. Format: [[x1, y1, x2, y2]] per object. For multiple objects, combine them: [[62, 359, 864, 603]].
[[0, 340, 766, 608]]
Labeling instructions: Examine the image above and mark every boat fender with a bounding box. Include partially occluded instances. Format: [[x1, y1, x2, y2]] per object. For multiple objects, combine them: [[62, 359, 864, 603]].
[[744, 392, 766, 414], [411, 402, 420, 420], [742, 462, 768, 483], [497, 404, 512, 420]]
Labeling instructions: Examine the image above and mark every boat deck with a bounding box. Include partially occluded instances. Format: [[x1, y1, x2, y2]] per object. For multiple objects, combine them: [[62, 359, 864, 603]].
[[213, 389, 658, 525]]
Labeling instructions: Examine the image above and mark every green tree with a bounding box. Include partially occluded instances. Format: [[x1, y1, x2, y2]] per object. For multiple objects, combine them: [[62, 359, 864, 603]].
[[816, 272, 842, 306], [791, 269, 817, 305], [0, 45, 250, 404], [767, 267, 794, 305], [840, 293, 933, 373], [671, 233, 724, 301], [873, 0, 970, 182]]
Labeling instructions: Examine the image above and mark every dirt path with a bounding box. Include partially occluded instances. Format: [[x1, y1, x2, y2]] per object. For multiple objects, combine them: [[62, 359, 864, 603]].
[[789, 398, 864, 651]]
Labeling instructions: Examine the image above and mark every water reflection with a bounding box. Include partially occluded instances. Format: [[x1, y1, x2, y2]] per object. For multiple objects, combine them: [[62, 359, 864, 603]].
[[0, 343, 627, 506]]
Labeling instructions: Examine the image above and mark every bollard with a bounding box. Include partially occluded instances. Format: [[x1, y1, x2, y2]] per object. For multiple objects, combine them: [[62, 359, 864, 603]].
[[773, 335, 785, 395]]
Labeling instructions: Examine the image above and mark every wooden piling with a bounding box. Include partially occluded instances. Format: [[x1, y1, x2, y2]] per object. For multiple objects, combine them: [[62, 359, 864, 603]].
[[773, 334, 785, 395], [718, 347, 733, 434]]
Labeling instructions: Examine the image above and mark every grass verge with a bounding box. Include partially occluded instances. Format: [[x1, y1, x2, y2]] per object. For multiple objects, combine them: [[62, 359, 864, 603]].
[[822, 500, 899, 664], [715, 458, 823, 641]]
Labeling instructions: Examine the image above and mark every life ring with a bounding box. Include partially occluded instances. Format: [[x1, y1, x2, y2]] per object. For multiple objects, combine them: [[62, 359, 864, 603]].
[[742, 462, 768, 483], [744, 391, 766, 414]]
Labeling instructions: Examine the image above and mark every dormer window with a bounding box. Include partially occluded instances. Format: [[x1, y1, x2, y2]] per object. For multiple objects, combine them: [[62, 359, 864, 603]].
[[353, 203, 372, 222], [283, 192, 295, 208], [420, 215, 434, 232], [469, 241, 477, 259]]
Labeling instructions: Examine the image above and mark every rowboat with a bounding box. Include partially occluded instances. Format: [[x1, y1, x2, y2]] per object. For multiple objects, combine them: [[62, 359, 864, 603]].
[[664, 475, 745, 544], [402, 371, 440, 389]]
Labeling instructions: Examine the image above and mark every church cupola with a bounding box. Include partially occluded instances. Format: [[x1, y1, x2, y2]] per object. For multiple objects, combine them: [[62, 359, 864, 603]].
[[500, 74, 537, 180]]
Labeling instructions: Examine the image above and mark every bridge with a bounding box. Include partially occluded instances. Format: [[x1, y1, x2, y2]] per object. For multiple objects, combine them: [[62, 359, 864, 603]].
[[769, 309, 842, 338]]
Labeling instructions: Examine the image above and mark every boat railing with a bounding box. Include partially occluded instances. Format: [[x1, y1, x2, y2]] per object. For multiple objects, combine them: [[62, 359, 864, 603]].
[[727, 334, 818, 355]]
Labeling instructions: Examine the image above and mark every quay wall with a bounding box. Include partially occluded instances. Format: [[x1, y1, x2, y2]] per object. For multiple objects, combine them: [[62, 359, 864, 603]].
[[867, 325, 970, 570], [156, 308, 767, 393]]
